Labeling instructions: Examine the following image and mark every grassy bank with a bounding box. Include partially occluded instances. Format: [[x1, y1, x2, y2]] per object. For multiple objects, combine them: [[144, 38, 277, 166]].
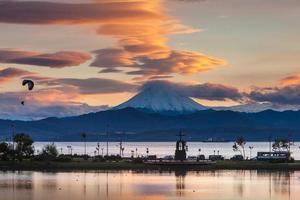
[[1, 160, 300, 171]]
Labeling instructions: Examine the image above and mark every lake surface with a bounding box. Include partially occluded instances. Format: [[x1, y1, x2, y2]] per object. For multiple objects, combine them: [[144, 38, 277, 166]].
[[34, 142, 300, 160], [0, 170, 299, 200]]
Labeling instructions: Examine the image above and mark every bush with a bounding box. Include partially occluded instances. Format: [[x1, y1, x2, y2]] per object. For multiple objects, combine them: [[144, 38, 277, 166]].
[[55, 154, 72, 162], [131, 157, 144, 163], [104, 155, 122, 161], [0, 142, 11, 161], [37, 143, 59, 161]]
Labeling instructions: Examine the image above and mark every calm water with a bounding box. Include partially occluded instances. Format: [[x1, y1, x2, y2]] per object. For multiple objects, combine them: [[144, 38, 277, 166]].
[[0, 170, 299, 200], [34, 142, 300, 160]]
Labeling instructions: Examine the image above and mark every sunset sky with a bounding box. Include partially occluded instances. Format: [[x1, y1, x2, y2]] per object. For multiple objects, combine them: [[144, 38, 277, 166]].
[[0, 0, 300, 119]]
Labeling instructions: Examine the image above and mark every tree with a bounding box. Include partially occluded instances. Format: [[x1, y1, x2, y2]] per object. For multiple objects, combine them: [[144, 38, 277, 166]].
[[272, 138, 290, 152], [233, 136, 246, 159], [41, 143, 58, 160], [0, 142, 11, 161], [13, 133, 34, 161]]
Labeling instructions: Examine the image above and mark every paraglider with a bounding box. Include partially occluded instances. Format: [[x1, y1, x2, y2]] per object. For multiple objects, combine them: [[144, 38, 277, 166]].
[[22, 80, 34, 91], [21, 79, 34, 106]]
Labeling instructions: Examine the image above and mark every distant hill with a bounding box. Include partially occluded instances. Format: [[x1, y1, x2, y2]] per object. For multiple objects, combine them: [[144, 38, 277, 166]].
[[213, 102, 300, 113], [0, 108, 300, 141]]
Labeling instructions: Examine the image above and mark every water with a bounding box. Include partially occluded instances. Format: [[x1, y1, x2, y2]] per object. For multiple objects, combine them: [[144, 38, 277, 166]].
[[34, 142, 300, 160], [0, 170, 299, 200]]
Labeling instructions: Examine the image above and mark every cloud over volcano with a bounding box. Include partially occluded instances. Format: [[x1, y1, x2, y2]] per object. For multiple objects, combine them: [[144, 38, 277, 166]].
[[0, 0, 225, 78]]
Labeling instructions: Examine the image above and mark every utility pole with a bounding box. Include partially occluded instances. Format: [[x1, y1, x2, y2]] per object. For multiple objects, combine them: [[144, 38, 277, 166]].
[[97, 142, 100, 157], [268, 135, 272, 154], [119, 140, 123, 157], [11, 124, 15, 161], [288, 133, 292, 154], [249, 146, 254, 159], [106, 125, 109, 157], [67, 145, 73, 155]]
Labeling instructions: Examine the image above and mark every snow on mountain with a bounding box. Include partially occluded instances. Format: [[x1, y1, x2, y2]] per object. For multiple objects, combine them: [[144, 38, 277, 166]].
[[114, 81, 207, 113]]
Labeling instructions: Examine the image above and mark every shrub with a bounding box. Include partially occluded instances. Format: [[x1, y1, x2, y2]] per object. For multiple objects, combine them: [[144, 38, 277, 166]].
[[37, 143, 59, 161], [0, 142, 11, 161]]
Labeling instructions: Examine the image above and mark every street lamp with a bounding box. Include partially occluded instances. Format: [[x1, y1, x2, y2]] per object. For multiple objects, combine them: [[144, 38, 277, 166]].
[[249, 146, 254, 159], [121, 147, 125, 157], [96, 142, 100, 157], [67, 145, 73, 155], [146, 148, 149, 157]]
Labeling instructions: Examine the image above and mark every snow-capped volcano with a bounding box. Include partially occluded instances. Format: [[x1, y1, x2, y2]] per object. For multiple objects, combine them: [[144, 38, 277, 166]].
[[114, 81, 207, 113]]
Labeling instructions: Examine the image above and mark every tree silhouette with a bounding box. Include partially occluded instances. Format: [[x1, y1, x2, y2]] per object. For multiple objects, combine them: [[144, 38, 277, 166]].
[[13, 133, 34, 161], [41, 143, 58, 160], [233, 136, 246, 159], [0, 142, 10, 161], [272, 138, 289, 152]]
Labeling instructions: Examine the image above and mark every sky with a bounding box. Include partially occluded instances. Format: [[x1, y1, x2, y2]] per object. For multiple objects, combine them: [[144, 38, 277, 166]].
[[0, 0, 300, 119]]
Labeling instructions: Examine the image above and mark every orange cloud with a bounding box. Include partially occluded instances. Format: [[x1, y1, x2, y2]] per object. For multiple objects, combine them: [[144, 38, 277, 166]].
[[0, 0, 225, 78], [0, 1, 161, 24], [91, 48, 133, 69], [90, 1, 225, 78], [39, 78, 137, 94], [127, 50, 225, 77], [0, 49, 91, 68], [280, 73, 300, 86], [0, 67, 36, 84]]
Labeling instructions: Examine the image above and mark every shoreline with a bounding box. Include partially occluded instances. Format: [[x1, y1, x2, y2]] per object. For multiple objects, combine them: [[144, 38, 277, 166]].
[[1, 160, 300, 171]]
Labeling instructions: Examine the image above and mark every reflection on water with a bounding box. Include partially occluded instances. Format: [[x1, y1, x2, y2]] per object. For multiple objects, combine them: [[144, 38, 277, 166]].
[[175, 170, 186, 197], [0, 170, 299, 200]]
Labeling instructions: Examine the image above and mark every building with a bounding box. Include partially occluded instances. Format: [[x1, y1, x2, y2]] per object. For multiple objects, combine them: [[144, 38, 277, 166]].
[[174, 132, 187, 161]]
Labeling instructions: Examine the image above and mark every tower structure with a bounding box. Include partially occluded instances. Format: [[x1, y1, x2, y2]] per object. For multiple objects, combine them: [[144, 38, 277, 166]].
[[175, 131, 187, 161]]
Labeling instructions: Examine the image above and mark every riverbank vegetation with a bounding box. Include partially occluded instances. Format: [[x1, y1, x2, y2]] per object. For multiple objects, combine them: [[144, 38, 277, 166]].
[[0, 134, 298, 171]]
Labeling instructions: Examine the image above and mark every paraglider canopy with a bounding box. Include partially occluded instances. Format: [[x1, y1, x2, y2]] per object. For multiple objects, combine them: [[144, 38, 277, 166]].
[[21, 79, 34, 106], [22, 80, 34, 91]]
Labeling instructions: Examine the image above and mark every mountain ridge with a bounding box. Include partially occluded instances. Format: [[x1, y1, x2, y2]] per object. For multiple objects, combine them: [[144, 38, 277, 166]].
[[0, 107, 299, 141]]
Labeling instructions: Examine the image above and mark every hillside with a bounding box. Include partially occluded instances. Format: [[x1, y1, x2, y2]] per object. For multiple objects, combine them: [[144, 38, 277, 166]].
[[0, 108, 299, 141]]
